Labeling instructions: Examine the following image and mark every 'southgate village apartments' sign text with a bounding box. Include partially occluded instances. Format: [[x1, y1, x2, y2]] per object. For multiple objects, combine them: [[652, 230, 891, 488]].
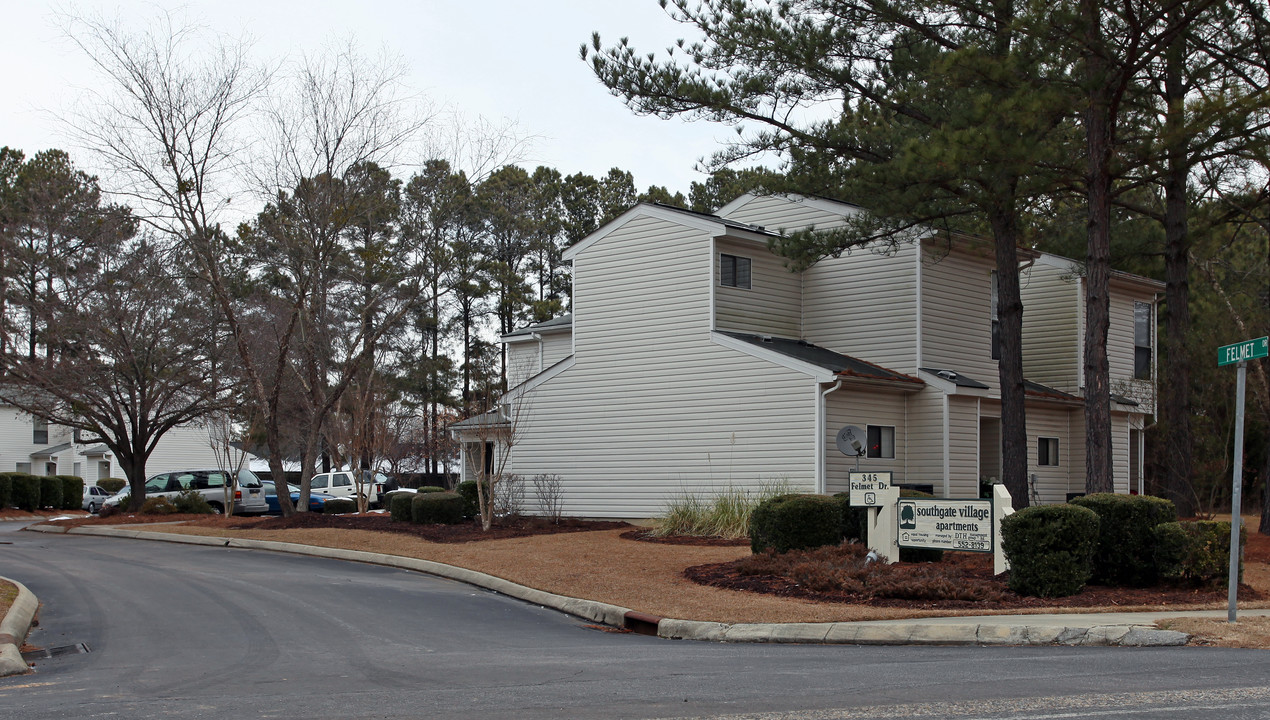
[[898, 498, 994, 552]]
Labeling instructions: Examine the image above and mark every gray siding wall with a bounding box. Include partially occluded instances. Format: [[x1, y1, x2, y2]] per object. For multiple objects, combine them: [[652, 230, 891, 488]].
[[921, 245, 998, 387], [713, 237, 802, 337], [507, 214, 817, 518], [1027, 404, 1076, 504], [1020, 261, 1082, 393], [803, 248, 920, 372], [947, 397, 980, 498], [903, 387, 946, 492], [542, 332, 572, 368], [1108, 286, 1157, 414], [507, 341, 540, 386]]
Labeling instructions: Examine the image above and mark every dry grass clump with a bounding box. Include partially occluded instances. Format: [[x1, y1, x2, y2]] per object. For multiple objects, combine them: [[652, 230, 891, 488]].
[[1158, 616, 1270, 647], [738, 542, 1008, 602], [652, 481, 791, 539]]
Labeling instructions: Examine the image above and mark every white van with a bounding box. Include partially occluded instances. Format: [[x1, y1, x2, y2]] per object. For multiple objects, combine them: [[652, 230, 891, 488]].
[[102, 469, 268, 515], [308, 470, 386, 508]]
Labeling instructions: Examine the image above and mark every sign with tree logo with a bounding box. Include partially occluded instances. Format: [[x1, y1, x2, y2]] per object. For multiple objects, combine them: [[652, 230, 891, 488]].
[[896, 498, 995, 553]]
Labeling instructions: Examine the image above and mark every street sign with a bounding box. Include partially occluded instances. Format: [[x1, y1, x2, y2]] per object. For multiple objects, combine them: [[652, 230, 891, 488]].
[[848, 471, 891, 507], [1217, 336, 1268, 367], [896, 498, 994, 553]]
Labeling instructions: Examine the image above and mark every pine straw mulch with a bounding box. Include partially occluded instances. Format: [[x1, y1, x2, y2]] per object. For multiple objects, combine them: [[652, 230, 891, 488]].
[[210, 512, 630, 543], [685, 542, 1262, 611]]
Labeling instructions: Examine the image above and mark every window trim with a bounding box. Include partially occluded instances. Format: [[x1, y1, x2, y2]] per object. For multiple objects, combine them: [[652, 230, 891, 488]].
[[866, 425, 896, 459], [1038, 437, 1060, 466], [719, 253, 752, 290], [1134, 301, 1152, 380], [33, 417, 48, 445]]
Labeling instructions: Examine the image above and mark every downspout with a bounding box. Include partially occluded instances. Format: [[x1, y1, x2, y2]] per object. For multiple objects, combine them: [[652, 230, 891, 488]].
[[531, 332, 544, 373], [816, 379, 843, 494]]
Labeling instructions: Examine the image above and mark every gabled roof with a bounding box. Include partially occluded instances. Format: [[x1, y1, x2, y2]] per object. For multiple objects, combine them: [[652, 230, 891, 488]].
[[503, 313, 573, 340], [1024, 380, 1083, 404], [720, 332, 923, 386], [562, 203, 779, 261], [30, 441, 72, 457]]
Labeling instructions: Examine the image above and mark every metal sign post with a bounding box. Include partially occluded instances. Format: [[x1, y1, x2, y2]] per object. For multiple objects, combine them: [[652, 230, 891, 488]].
[[1217, 337, 1266, 623]]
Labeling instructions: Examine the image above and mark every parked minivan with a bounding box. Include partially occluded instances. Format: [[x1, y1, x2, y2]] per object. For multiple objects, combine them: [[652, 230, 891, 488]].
[[101, 469, 268, 515]]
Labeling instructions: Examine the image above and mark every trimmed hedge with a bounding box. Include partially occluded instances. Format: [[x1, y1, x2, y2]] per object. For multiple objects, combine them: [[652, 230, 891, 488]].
[[39, 476, 63, 510], [58, 475, 84, 510], [1000, 504, 1100, 597], [324, 498, 358, 514], [749, 493, 842, 554], [0, 473, 13, 509], [1070, 493, 1177, 586], [140, 496, 177, 515], [389, 492, 414, 522], [1154, 520, 1246, 586], [97, 477, 128, 493], [832, 492, 868, 543], [411, 492, 466, 525], [417, 486, 447, 494]]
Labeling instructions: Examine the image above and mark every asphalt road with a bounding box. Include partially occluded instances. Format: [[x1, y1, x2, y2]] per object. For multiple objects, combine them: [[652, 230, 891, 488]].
[[2, 521, 1269, 720]]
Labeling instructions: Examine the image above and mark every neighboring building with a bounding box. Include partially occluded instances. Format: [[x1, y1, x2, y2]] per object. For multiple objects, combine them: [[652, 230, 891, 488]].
[[454, 194, 1161, 518], [0, 404, 245, 485]]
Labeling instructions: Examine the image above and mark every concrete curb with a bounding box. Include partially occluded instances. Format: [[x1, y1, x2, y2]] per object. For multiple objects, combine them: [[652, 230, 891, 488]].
[[24, 524, 1191, 647], [0, 576, 38, 677]]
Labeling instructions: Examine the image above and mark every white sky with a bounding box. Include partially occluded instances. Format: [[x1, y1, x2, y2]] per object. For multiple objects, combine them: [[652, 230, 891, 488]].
[[2, 1, 746, 200]]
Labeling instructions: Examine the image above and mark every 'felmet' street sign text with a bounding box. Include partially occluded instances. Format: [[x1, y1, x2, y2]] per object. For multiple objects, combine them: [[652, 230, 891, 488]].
[[1218, 336, 1269, 367]]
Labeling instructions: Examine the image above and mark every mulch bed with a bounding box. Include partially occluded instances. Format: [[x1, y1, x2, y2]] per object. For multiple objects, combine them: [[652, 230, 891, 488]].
[[686, 549, 1263, 611], [216, 512, 630, 543], [620, 528, 750, 547]]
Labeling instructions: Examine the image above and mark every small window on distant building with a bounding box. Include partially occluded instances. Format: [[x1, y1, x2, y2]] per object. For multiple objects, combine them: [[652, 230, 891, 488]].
[[33, 418, 48, 445], [867, 425, 896, 459], [1134, 301, 1152, 380], [720, 254, 752, 289], [16, 462, 31, 474], [1038, 437, 1059, 466], [990, 271, 1001, 361]]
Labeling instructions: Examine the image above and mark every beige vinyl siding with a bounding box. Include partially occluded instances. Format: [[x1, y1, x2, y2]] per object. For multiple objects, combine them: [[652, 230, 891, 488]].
[[903, 388, 946, 491], [509, 215, 817, 518], [1020, 261, 1082, 393], [716, 194, 853, 232], [1068, 407, 1088, 496], [979, 406, 1002, 484], [803, 248, 919, 372], [920, 245, 998, 387], [1108, 286, 1157, 414], [541, 332, 572, 368], [947, 397, 979, 498], [506, 341, 540, 385], [1027, 405, 1075, 504], [141, 425, 229, 476], [1112, 412, 1131, 494], [714, 237, 802, 337], [823, 389, 907, 494]]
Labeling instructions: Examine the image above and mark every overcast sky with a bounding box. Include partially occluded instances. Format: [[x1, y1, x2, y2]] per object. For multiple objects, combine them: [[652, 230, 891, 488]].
[[2, 1, 746, 200]]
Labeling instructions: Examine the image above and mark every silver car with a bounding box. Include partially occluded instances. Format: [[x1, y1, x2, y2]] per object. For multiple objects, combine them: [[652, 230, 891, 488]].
[[82, 485, 113, 513], [102, 469, 268, 515]]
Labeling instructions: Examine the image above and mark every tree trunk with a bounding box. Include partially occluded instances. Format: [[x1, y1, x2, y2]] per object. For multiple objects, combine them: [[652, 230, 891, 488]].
[[989, 207, 1030, 510], [1083, 0, 1115, 494], [1160, 29, 1196, 516]]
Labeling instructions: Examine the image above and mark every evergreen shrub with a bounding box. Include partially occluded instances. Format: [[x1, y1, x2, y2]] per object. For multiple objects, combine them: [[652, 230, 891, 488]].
[[749, 493, 842, 554], [323, 498, 357, 514], [97, 478, 128, 493], [172, 489, 214, 514], [58, 476, 84, 510], [417, 486, 447, 493], [831, 492, 868, 543], [11, 474, 41, 512], [411, 492, 466, 525], [140, 496, 177, 515], [39, 476, 62, 510], [1154, 520, 1246, 586], [389, 492, 414, 522], [1070, 493, 1177, 586], [456, 480, 479, 519], [1000, 504, 1099, 597]]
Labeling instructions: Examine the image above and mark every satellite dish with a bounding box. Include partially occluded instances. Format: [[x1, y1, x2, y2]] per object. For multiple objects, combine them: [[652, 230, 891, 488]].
[[835, 425, 867, 456]]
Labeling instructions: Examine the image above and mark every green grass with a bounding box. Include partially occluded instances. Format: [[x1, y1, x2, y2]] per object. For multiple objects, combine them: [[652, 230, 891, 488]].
[[0, 579, 17, 618], [651, 480, 792, 539]]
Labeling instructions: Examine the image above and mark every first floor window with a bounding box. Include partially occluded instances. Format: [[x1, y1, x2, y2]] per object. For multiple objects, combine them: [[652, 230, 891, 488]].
[[719, 253, 752, 289], [867, 425, 896, 459], [1038, 437, 1059, 466], [16, 462, 31, 474]]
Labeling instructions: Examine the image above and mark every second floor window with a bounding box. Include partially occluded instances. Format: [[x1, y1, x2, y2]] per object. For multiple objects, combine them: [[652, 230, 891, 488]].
[[33, 418, 48, 445], [1134, 301, 1152, 380], [720, 253, 751, 289], [867, 425, 895, 459]]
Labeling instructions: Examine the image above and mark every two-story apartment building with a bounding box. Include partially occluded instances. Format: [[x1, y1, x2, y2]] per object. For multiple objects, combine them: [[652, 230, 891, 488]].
[[1, 403, 241, 486], [455, 194, 1161, 518]]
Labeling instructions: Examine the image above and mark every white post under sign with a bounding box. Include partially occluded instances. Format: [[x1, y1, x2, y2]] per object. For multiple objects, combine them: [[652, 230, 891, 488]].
[[1217, 336, 1266, 623]]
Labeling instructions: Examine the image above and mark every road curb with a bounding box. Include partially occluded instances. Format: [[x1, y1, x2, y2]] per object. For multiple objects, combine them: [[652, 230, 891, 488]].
[[0, 576, 38, 677], [24, 524, 1191, 647]]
